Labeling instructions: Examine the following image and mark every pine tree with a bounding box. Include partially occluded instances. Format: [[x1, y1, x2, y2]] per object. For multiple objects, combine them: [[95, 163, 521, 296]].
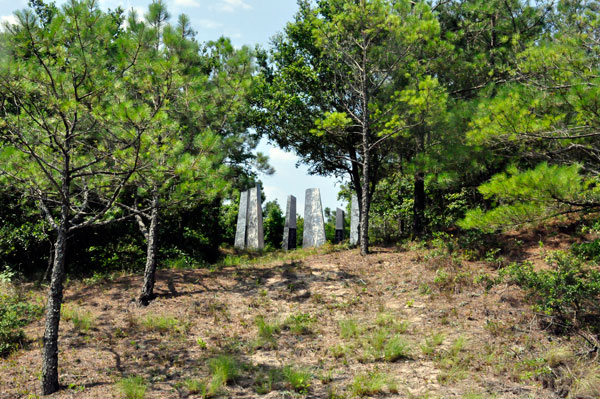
[[0, 1, 154, 393]]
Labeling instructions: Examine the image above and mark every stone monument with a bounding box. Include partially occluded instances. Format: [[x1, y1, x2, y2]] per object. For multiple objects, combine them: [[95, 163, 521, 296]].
[[234, 186, 264, 250], [283, 195, 297, 250], [350, 193, 359, 246], [234, 190, 249, 249], [303, 188, 326, 248], [246, 185, 264, 249], [335, 208, 345, 244]]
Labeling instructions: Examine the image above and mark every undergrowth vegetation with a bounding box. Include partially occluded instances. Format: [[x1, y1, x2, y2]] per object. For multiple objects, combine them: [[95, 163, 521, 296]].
[[0, 286, 43, 357], [503, 251, 600, 332]]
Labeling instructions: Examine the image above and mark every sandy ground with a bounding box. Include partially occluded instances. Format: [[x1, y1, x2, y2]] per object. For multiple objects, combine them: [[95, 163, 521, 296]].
[[1, 243, 578, 399]]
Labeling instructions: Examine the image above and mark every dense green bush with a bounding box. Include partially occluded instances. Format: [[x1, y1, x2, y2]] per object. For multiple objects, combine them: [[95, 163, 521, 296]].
[[264, 201, 284, 249], [219, 200, 239, 246], [572, 239, 600, 264], [158, 199, 224, 264], [54, 198, 224, 279], [296, 215, 304, 248], [0, 289, 44, 357], [0, 190, 51, 278], [503, 251, 600, 331]]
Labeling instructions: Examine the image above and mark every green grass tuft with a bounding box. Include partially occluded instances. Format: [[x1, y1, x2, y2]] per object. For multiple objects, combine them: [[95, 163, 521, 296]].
[[283, 313, 315, 335], [118, 376, 147, 399], [339, 319, 363, 339], [384, 335, 412, 361], [255, 315, 280, 347], [208, 355, 241, 394], [350, 372, 393, 397], [182, 378, 207, 395], [141, 314, 179, 333], [61, 304, 94, 333], [283, 366, 312, 394]]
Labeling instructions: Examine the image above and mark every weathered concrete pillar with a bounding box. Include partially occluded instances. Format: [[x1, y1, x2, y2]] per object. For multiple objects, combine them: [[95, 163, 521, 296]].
[[350, 193, 359, 246], [335, 208, 345, 244], [303, 188, 326, 248], [246, 185, 264, 249], [234, 190, 249, 249], [283, 195, 297, 250]]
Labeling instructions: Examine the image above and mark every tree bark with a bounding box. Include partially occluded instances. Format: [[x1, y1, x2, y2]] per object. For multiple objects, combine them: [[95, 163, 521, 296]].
[[39, 243, 54, 285], [359, 150, 370, 255], [412, 171, 426, 237], [41, 203, 68, 395], [138, 192, 160, 306], [359, 35, 370, 256]]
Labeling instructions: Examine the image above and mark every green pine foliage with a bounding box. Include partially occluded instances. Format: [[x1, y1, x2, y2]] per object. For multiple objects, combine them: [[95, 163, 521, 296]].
[[460, 163, 600, 231]]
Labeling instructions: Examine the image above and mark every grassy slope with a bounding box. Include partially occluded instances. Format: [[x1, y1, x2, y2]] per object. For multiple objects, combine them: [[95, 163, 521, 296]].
[[1, 239, 598, 399]]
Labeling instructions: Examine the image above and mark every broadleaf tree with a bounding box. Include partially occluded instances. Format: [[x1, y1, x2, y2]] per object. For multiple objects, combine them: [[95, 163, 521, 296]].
[[258, 0, 443, 254]]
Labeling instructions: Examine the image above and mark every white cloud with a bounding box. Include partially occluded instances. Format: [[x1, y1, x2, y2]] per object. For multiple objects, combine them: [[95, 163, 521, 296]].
[[197, 19, 222, 29], [174, 0, 201, 7], [0, 15, 18, 28], [216, 0, 251, 13], [269, 147, 297, 163], [262, 185, 287, 206], [121, 6, 147, 27]]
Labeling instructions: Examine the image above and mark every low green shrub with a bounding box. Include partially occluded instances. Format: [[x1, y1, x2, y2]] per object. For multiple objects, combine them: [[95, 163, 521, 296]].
[[572, 239, 600, 263], [503, 251, 600, 330], [0, 289, 43, 357]]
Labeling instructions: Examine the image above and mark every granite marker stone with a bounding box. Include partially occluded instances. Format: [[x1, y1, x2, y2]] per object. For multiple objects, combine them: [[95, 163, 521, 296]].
[[350, 193, 359, 246], [303, 188, 326, 248], [335, 208, 345, 244], [234, 190, 249, 249], [247, 185, 264, 249], [283, 195, 297, 250]]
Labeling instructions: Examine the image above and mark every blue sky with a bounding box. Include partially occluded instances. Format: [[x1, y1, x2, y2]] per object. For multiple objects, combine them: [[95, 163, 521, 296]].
[[0, 0, 347, 213]]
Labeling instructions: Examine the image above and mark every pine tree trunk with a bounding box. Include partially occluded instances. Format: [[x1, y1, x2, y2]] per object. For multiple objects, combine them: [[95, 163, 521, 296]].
[[359, 42, 370, 256], [412, 172, 426, 237], [41, 206, 68, 395], [359, 158, 370, 256], [138, 193, 160, 306]]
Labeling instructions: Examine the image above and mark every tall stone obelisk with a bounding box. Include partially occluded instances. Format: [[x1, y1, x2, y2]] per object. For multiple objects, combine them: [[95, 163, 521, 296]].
[[350, 194, 359, 246], [234, 190, 249, 249], [246, 185, 264, 249], [335, 208, 345, 244], [303, 188, 326, 248], [283, 195, 297, 250]]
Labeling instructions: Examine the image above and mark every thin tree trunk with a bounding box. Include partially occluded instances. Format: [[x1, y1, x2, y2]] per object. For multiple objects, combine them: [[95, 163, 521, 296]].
[[41, 204, 68, 395], [412, 171, 426, 237], [39, 243, 53, 285], [359, 35, 370, 256], [359, 161, 370, 255], [138, 192, 160, 306]]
